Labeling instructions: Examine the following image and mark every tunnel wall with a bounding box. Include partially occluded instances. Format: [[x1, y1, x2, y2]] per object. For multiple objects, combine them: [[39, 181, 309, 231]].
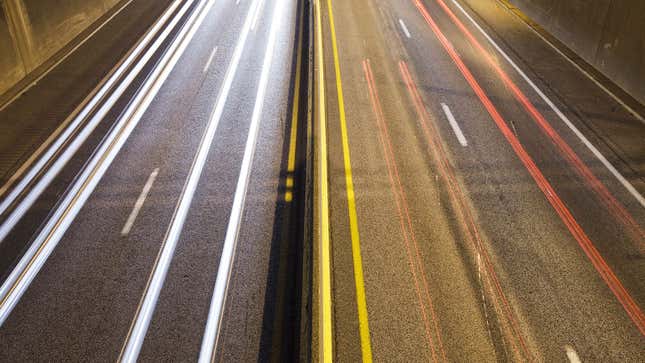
[[508, 0, 645, 105], [0, 0, 123, 98]]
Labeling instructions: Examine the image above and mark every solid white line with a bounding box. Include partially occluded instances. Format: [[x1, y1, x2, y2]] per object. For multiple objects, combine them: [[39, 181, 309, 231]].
[[203, 46, 219, 73], [251, 0, 265, 31], [121, 168, 159, 236], [118, 0, 260, 361], [564, 345, 582, 363], [399, 18, 411, 38], [441, 103, 468, 146], [451, 0, 645, 208], [0, 0, 184, 233], [0, 0, 201, 328], [198, 0, 285, 360]]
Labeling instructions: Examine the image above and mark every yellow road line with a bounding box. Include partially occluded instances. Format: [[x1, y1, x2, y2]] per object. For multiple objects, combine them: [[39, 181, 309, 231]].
[[325, 0, 373, 361], [314, 0, 333, 361], [284, 10, 303, 203]]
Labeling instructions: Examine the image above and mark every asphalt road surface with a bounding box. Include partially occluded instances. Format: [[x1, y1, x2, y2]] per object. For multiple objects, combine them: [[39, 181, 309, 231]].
[[0, 0, 306, 361], [0, 0, 644, 362], [315, 0, 644, 361]]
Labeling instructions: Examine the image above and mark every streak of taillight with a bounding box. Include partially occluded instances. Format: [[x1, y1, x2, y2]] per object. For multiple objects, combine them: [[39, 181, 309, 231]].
[[363, 59, 447, 363], [433, 0, 644, 247], [399, 60, 530, 359], [411, 0, 645, 335]]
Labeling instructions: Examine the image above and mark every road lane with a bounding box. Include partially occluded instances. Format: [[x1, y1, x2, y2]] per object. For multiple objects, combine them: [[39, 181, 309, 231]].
[[209, 5, 305, 357], [320, 0, 645, 361], [421, 0, 645, 324], [323, 0, 374, 360], [319, 0, 498, 360], [414, 0, 643, 333], [119, 0, 266, 360]]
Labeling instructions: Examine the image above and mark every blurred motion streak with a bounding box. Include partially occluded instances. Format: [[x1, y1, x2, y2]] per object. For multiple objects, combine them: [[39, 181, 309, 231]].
[[363, 58, 446, 363], [411, 0, 645, 335], [399, 60, 531, 360]]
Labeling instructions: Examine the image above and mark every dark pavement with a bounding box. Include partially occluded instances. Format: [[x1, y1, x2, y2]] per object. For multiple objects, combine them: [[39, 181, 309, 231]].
[[0, 0, 643, 361], [0, 0, 306, 361], [316, 0, 644, 361]]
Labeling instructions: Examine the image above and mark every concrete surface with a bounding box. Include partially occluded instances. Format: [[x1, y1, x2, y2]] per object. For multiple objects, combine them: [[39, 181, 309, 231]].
[[0, 0, 127, 98], [0, 6, 25, 95], [0, 0, 173, 200], [508, 0, 645, 105]]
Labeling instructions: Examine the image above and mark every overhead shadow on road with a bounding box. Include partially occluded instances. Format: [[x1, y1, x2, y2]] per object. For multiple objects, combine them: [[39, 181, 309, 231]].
[[257, 1, 311, 361]]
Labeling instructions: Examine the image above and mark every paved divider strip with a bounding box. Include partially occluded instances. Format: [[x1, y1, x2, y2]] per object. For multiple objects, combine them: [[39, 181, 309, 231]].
[[197, 0, 288, 359]]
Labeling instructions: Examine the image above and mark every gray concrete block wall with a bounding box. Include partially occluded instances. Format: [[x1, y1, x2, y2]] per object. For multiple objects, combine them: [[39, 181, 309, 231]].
[[0, 0, 124, 98], [509, 0, 645, 105]]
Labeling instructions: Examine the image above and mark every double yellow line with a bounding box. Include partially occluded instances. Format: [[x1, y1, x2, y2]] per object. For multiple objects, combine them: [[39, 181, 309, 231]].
[[315, 0, 373, 361]]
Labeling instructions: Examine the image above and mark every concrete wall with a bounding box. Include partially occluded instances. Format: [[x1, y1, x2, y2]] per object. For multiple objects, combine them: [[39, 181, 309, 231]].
[[508, 0, 645, 105], [0, 0, 123, 97]]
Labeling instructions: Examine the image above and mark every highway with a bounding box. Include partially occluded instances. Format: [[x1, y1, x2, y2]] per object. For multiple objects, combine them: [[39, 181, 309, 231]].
[[0, 0, 643, 361], [0, 0, 307, 361], [315, 0, 644, 361]]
